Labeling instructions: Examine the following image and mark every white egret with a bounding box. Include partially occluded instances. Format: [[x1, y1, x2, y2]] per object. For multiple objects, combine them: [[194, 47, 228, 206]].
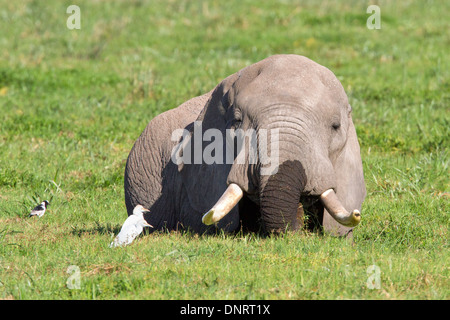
[[109, 205, 153, 248]]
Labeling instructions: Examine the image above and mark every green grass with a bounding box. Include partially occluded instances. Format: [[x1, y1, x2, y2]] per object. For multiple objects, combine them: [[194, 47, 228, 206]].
[[0, 0, 448, 300]]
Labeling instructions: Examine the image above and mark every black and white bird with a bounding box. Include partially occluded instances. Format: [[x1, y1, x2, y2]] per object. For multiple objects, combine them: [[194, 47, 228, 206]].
[[109, 205, 153, 248], [28, 200, 49, 218]]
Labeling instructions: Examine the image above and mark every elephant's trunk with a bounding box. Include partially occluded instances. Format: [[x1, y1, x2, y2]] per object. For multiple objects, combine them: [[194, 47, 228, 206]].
[[256, 118, 325, 232], [258, 160, 306, 232]]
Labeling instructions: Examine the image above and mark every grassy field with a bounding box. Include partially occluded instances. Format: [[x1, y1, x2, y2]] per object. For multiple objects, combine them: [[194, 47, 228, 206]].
[[0, 0, 448, 300]]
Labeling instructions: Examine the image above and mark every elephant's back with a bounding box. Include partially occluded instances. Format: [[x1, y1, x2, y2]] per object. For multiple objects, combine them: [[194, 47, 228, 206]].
[[139, 92, 211, 161]]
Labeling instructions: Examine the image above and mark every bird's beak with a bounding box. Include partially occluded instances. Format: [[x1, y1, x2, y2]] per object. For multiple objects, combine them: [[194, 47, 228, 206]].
[[141, 208, 152, 227], [144, 221, 153, 228]]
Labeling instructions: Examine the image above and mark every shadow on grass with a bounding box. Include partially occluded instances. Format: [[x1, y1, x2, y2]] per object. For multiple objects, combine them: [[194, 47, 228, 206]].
[[70, 221, 121, 237]]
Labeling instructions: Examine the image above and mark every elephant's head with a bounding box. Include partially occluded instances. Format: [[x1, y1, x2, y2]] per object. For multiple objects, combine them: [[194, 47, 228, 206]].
[[179, 55, 366, 234]]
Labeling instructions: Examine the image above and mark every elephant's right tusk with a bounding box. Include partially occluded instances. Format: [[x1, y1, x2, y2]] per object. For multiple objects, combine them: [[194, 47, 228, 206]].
[[202, 183, 243, 225], [320, 189, 361, 227]]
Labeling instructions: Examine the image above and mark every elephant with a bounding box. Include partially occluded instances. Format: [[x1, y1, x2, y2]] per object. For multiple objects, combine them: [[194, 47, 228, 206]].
[[124, 54, 366, 237]]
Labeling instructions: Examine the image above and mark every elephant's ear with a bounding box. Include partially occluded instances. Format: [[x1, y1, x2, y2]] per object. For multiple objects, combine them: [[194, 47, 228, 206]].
[[323, 116, 366, 236], [179, 73, 240, 230]]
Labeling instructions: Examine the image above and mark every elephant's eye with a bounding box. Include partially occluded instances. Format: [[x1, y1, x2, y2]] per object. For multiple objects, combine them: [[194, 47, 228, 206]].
[[226, 117, 242, 130], [232, 118, 242, 129], [332, 123, 341, 130]]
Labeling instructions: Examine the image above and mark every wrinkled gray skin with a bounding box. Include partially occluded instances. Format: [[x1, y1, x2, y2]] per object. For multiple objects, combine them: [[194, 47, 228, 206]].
[[124, 55, 366, 237]]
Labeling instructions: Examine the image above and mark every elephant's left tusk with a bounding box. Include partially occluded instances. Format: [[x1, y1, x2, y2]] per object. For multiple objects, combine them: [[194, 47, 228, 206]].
[[202, 183, 243, 225], [320, 189, 361, 227]]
